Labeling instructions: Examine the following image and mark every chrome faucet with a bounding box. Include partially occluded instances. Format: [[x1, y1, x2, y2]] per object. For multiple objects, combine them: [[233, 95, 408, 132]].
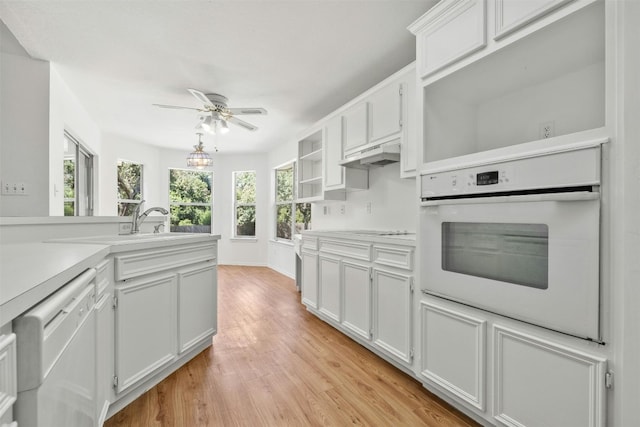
[[131, 200, 169, 234]]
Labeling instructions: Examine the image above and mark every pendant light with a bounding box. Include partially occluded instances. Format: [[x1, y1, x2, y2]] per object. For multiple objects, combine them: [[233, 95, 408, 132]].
[[186, 133, 213, 169]]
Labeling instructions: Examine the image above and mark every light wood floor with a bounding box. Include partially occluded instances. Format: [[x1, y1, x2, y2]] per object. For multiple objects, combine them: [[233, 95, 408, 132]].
[[105, 265, 479, 427]]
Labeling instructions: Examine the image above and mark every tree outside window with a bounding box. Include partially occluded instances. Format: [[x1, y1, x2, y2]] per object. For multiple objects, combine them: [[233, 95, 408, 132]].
[[233, 171, 256, 237], [169, 168, 212, 233], [117, 160, 143, 216], [275, 162, 311, 240], [64, 132, 94, 216]]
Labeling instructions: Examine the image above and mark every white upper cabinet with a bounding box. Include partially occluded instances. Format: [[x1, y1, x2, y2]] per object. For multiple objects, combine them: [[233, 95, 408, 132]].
[[410, 0, 487, 79], [342, 102, 369, 153], [494, 0, 574, 40], [324, 115, 344, 190], [369, 83, 403, 144]]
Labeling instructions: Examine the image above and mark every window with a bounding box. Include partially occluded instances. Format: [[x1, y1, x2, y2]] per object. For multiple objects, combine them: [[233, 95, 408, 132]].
[[233, 171, 256, 237], [169, 168, 212, 233], [117, 160, 143, 216], [64, 132, 94, 216], [275, 162, 311, 240]]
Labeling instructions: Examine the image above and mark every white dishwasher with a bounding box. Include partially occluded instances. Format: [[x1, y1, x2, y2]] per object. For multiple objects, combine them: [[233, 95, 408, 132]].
[[13, 268, 97, 427]]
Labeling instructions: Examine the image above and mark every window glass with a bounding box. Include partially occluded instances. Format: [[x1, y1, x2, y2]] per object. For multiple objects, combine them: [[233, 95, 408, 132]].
[[117, 160, 143, 216], [274, 162, 312, 240], [169, 168, 212, 233], [233, 171, 256, 237]]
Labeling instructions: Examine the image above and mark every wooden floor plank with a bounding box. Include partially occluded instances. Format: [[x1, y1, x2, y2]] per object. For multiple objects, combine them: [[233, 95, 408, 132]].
[[105, 265, 479, 426]]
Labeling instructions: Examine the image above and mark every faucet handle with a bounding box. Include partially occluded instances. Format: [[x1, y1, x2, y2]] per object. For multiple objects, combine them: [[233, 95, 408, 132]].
[[153, 224, 165, 234]]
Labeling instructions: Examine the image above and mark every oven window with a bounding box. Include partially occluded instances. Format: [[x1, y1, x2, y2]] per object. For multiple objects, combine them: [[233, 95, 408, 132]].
[[442, 222, 549, 289]]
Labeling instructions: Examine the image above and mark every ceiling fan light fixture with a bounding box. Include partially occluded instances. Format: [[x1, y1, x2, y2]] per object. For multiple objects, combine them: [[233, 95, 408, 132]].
[[219, 119, 230, 134], [186, 133, 213, 169], [201, 115, 214, 133]]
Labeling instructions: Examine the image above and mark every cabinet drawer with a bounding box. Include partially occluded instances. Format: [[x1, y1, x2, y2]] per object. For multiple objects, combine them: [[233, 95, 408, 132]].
[[373, 246, 414, 271], [319, 239, 371, 261], [301, 236, 318, 251], [115, 242, 217, 281], [0, 334, 17, 420]]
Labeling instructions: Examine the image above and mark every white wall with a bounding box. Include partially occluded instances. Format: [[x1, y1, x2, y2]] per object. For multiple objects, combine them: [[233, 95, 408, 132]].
[[0, 20, 50, 216], [311, 163, 417, 232], [49, 65, 102, 215]]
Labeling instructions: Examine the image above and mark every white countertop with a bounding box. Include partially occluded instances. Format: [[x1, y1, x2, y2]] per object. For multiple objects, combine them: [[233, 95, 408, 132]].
[[302, 230, 416, 246], [0, 242, 110, 325]]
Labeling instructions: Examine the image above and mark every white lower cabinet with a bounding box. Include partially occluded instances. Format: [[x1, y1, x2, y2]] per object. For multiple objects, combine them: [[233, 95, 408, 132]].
[[114, 273, 177, 394], [178, 262, 217, 354], [372, 268, 413, 365], [341, 261, 371, 341], [420, 297, 608, 427], [318, 256, 341, 323], [493, 325, 606, 427], [0, 334, 16, 426], [301, 250, 318, 309], [95, 291, 113, 422], [420, 301, 486, 411]]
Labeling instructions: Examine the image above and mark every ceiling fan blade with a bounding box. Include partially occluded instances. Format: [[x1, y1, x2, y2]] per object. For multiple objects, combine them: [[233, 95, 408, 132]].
[[226, 107, 268, 115], [153, 103, 202, 111], [188, 88, 214, 107], [227, 116, 259, 131]]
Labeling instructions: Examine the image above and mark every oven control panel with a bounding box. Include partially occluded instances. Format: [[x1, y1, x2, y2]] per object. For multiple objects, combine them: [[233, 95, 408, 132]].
[[420, 145, 601, 200]]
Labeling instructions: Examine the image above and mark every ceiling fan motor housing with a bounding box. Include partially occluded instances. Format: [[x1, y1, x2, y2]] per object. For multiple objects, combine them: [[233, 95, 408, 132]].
[[205, 93, 229, 110]]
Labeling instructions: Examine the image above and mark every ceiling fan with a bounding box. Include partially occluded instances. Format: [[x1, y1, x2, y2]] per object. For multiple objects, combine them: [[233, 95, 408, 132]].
[[153, 88, 267, 132]]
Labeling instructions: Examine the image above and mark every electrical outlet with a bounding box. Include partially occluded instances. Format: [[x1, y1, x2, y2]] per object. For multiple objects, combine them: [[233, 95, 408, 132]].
[[16, 182, 27, 195], [539, 121, 555, 139], [366, 202, 372, 214], [340, 204, 345, 215]]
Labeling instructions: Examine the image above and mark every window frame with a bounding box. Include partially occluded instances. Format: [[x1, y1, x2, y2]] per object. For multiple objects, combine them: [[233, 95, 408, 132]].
[[64, 131, 94, 216], [232, 170, 257, 239], [274, 161, 296, 242], [169, 167, 213, 233], [117, 159, 144, 216]]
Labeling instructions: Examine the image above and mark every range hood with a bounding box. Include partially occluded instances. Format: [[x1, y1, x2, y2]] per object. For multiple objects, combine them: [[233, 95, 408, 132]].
[[339, 141, 401, 169]]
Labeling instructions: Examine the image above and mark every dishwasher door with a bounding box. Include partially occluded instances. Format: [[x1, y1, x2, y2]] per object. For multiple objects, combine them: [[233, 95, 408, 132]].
[[14, 269, 97, 427]]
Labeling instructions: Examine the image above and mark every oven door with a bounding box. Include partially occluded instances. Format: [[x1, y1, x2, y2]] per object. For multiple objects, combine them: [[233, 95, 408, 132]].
[[421, 192, 600, 340]]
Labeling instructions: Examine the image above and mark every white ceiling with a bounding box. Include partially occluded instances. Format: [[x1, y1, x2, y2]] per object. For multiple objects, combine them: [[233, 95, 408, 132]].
[[0, 0, 437, 154]]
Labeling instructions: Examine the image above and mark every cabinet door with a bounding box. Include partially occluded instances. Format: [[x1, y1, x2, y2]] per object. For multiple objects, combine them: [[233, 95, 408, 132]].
[[493, 325, 606, 427], [318, 256, 341, 323], [341, 261, 371, 341], [342, 102, 369, 154], [421, 300, 486, 411], [324, 115, 345, 190], [301, 251, 318, 309], [178, 262, 217, 354], [114, 273, 177, 394], [412, 0, 487, 78], [369, 83, 402, 144], [494, 0, 574, 40], [372, 269, 413, 364], [95, 292, 113, 423], [0, 334, 16, 424]]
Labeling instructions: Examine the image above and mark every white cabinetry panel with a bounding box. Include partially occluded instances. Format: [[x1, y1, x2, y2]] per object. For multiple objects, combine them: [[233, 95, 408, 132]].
[[178, 263, 217, 354], [341, 261, 371, 341], [412, 0, 486, 78], [0, 334, 16, 422], [493, 325, 606, 427], [373, 269, 413, 364], [115, 274, 177, 394], [301, 250, 318, 309], [319, 256, 341, 322], [421, 302, 486, 411], [369, 83, 402, 144], [494, 0, 574, 40], [324, 115, 344, 189], [342, 102, 369, 153]]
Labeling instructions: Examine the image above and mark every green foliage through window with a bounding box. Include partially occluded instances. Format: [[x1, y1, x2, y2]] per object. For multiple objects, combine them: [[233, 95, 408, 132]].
[[234, 171, 256, 237], [275, 162, 311, 240], [117, 161, 143, 216], [169, 169, 212, 233]]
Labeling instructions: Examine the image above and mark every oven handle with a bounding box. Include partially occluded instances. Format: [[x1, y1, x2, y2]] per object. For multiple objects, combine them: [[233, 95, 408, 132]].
[[420, 190, 599, 206]]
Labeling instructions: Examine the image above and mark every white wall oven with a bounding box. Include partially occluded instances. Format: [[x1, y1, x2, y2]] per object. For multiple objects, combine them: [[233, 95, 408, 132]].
[[420, 142, 605, 341]]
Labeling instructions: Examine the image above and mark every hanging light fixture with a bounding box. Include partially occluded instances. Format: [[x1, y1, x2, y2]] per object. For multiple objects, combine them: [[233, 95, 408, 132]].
[[218, 119, 230, 134], [186, 133, 213, 169]]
